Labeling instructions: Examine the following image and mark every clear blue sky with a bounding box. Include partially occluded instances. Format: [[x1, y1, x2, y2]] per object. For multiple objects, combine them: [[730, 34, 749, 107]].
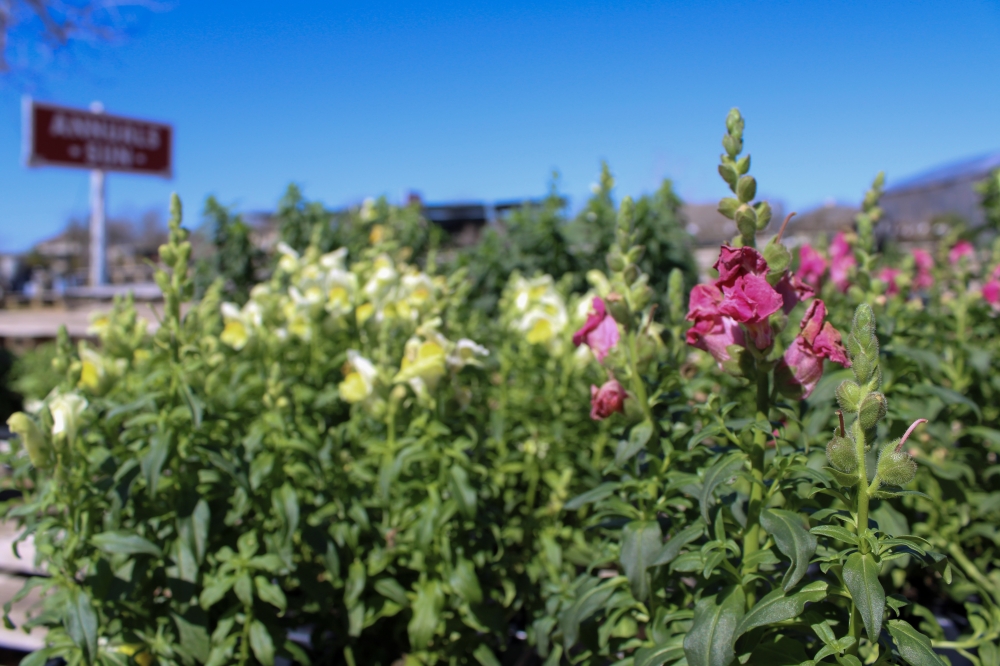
[[1, 0, 999, 252]]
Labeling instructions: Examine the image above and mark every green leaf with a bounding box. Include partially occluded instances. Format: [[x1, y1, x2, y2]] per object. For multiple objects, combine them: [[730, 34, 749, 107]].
[[760, 509, 816, 591], [620, 520, 663, 601], [886, 620, 947, 666], [744, 637, 808, 665], [140, 431, 171, 498], [408, 580, 444, 651], [199, 575, 234, 609], [733, 581, 827, 640], [374, 578, 410, 607], [449, 557, 483, 605], [91, 530, 163, 557], [616, 420, 653, 466], [559, 577, 625, 648], [683, 585, 745, 666], [472, 644, 501, 666], [172, 612, 211, 664], [345, 559, 366, 607], [234, 572, 253, 607], [843, 552, 885, 642], [255, 576, 287, 612], [700, 453, 746, 523], [634, 638, 685, 666], [248, 619, 275, 666], [449, 465, 477, 519], [565, 482, 620, 511], [65, 589, 98, 662], [912, 384, 981, 420], [824, 466, 859, 488], [810, 525, 858, 545], [650, 523, 704, 567]]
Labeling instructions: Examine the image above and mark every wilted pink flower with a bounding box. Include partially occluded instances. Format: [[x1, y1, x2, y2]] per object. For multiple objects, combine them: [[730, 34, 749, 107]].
[[590, 379, 627, 420], [714, 246, 769, 287], [775, 300, 850, 399], [685, 284, 746, 366], [775, 272, 816, 314], [877, 267, 901, 296], [829, 232, 856, 293], [912, 249, 934, 291], [573, 297, 620, 362], [949, 240, 974, 265], [718, 274, 784, 349], [797, 244, 828, 289]]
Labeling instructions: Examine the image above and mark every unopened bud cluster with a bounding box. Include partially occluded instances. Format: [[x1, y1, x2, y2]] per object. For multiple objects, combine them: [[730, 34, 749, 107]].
[[716, 108, 772, 247], [827, 304, 919, 487], [605, 196, 652, 318]]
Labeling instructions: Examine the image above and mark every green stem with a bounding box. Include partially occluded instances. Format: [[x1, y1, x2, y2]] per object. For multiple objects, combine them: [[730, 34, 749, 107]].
[[947, 542, 1000, 607], [239, 606, 253, 666], [854, 426, 871, 553], [742, 369, 769, 606], [628, 333, 653, 425]]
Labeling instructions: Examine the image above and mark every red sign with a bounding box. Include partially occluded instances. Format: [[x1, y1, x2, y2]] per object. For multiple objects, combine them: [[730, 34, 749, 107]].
[[23, 99, 173, 177]]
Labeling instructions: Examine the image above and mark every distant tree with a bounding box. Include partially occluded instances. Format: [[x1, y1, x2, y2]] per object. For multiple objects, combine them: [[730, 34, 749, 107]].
[[195, 196, 262, 303], [0, 0, 168, 75]]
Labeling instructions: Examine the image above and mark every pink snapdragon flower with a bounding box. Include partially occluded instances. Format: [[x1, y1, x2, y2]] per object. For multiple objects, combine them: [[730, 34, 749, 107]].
[[877, 267, 901, 296], [949, 240, 974, 265], [829, 232, 856, 292], [573, 297, 620, 362], [718, 274, 784, 349], [775, 272, 816, 314], [797, 243, 828, 289], [685, 284, 746, 366], [984, 266, 1000, 305], [590, 379, 627, 420], [912, 249, 934, 291], [714, 246, 769, 287], [775, 300, 850, 399]]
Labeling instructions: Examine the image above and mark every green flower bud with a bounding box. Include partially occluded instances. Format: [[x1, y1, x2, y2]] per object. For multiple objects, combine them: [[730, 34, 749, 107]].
[[718, 197, 740, 220], [605, 292, 631, 327], [877, 444, 917, 487], [755, 201, 772, 230], [826, 435, 858, 474], [836, 380, 863, 413], [623, 264, 639, 285], [736, 175, 757, 203], [876, 418, 925, 487], [735, 205, 757, 240], [858, 392, 888, 431], [852, 353, 875, 385], [606, 252, 625, 272], [718, 163, 738, 189], [6, 413, 51, 469]]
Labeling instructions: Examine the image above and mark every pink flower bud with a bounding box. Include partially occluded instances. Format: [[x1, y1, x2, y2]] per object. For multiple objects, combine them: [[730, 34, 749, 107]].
[[829, 232, 856, 293], [877, 267, 901, 296], [590, 379, 627, 420], [912, 249, 934, 290], [797, 243, 828, 289], [775, 300, 850, 399]]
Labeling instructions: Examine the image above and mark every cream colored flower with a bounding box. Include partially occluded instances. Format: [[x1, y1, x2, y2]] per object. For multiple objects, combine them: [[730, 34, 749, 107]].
[[50, 392, 88, 445], [339, 351, 378, 403]]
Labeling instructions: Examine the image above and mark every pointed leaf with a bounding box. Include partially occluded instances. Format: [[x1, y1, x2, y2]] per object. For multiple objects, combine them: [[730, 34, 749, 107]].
[[683, 585, 745, 666], [616, 420, 654, 466], [760, 509, 816, 591], [733, 581, 828, 640], [408, 580, 444, 651], [843, 552, 885, 642], [886, 620, 947, 666], [172, 613, 211, 664], [650, 523, 704, 567], [634, 638, 685, 666], [254, 576, 287, 612], [91, 530, 162, 557], [700, 454, 746, 523], [449, 466, 477, 519], [565, 482, 620, 511], [248, 619, 275, 666], [620, 521, 663, 601]]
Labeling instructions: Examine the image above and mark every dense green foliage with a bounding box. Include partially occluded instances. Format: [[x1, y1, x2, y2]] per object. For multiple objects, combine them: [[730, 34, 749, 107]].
[[3, 113, 1000, 666]]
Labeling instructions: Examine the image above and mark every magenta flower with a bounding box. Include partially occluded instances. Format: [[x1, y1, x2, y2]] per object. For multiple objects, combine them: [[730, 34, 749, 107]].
[[829, 232, 856, 293], [949, 240, 974, 265], [590, 379, 627, 420], [797, 243, 828, 289], [573, 297, 620, 362], [984, 266, 1000, 305], [714, 246, 769, 287], [775, 299, 850, 399], [718, 274, 784, 349], [686, 284, 747, 366], [912, 249, 934, 291], [877, 267, 901, 296]]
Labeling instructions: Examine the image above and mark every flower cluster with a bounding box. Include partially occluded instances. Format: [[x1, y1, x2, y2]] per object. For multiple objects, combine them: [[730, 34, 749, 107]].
[[505, 275, 570, 348]]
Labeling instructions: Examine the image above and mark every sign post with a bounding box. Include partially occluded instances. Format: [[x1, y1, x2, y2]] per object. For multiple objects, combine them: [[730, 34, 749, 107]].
[[22, 97, 174, 288], [89, 102, 107, 286]]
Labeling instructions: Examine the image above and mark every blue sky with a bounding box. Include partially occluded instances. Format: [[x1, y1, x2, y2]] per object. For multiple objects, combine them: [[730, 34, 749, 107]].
[[1, 0, 999, 252]]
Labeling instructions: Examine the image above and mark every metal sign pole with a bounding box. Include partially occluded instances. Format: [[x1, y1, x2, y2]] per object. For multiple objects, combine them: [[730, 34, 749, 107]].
[[89, 101, 106, 287]]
